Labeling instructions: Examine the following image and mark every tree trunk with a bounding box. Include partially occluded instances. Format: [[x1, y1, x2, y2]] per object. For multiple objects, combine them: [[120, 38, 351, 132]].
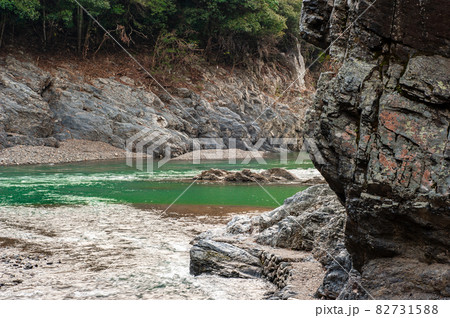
[[77, 6, 83, 53], [82, 19, 92, 58], [0, 14, 6, 48], [42, 4, 47, 48]]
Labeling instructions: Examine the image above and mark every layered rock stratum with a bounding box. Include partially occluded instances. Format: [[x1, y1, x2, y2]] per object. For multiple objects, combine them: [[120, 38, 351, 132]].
[[301, 0, 450, 299], [0, 54, 307, 157]]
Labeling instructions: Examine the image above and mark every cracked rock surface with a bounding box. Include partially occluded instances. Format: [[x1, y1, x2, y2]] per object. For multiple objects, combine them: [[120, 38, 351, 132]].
[[0, 55, 307, 156], [301, 0, 450, 299], [189, 185, 350, 299]]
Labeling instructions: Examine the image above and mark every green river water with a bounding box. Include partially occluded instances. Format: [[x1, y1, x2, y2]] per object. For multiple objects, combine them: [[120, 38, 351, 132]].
[[0, 153, 314, 207]]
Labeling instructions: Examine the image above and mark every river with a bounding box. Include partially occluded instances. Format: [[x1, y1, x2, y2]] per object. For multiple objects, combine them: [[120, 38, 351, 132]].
[[0, 153, 316, 299]]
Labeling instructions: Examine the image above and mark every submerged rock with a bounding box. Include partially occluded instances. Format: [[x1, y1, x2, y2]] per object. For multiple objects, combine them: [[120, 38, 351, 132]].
[[195, 168, 315, 183], [301, 0, 450, 299]]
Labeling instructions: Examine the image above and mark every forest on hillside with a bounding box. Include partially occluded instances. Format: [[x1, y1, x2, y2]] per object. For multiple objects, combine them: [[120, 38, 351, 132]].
[[0, 0, 304, 63]]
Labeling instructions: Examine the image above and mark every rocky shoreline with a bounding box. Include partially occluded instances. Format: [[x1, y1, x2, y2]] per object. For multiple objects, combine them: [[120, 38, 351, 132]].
[[0, 54, 308, 157], [189, 185, 359, 299]]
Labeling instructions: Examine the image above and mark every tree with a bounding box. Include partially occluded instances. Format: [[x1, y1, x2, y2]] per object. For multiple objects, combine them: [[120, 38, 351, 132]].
[[0, 0, 303, 60], [0, 0, 40, 47], [0, 0, 40, 19], [180, 0, 302, 62]]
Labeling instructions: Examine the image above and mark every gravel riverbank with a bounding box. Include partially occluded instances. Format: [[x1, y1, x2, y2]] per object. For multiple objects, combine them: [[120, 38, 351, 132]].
[[0, 139, 132, 166], [0, 140, 271, 166]]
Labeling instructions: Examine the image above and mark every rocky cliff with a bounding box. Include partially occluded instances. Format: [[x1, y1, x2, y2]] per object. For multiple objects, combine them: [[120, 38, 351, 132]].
[[301, 0, 450, 299], [0, 53, 307, 156]]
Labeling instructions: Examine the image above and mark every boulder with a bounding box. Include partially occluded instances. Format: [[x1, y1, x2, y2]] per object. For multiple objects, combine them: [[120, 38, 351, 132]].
[[0, 57, 54, 146], [195, 168, 300, 183], [189, 239, 262, 279]]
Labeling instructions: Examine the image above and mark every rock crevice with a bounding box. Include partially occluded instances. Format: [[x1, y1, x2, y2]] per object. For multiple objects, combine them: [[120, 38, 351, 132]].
[[301, 0, 450, 299]]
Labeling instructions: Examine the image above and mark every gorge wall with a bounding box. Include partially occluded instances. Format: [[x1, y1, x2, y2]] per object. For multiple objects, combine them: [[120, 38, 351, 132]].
[[301, 0, 450, 298], [0, 49, 307, 156]]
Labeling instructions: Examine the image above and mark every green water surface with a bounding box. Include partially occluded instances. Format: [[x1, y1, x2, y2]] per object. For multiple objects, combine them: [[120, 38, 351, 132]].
[[0, 153, 314, 207]]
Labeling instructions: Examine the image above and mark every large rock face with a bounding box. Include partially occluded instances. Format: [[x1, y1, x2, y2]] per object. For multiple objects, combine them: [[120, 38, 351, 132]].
[[0, 54, 306, 155], [301, 0, 450, 299]]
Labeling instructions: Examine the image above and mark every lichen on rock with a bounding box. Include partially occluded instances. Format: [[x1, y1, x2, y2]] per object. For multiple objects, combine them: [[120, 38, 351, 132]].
[[301, 0, 450, 299]]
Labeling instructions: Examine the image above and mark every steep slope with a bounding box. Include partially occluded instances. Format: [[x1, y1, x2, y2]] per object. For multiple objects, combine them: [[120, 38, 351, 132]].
[[301, 0, 450, 299], [0, 52, 308, 156]]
